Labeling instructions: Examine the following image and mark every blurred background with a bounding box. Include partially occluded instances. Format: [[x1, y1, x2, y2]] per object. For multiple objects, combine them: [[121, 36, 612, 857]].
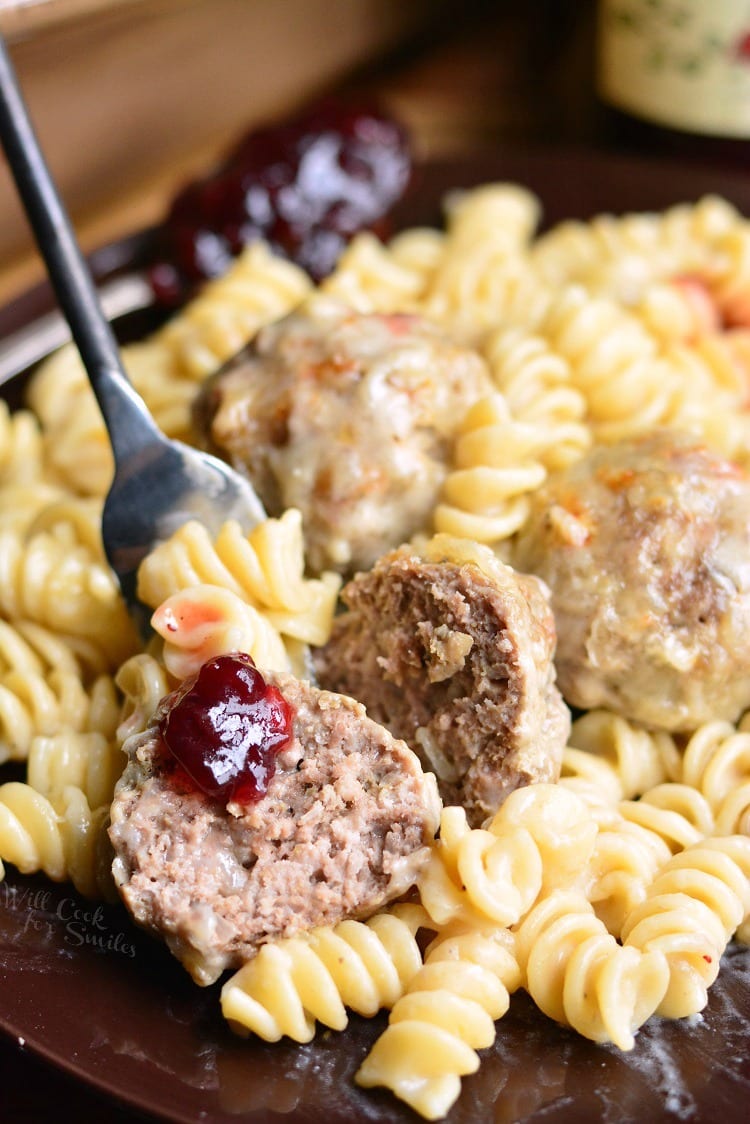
[[0, 0, 598, 301]]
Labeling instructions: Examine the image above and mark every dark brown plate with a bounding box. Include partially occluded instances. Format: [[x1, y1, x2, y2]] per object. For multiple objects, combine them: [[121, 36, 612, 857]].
[[2, 149, 750, 1124]]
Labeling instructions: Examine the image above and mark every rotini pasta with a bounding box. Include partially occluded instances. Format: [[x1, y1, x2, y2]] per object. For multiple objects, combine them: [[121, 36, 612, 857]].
[[514, 889, 669, 1051], [621, 835, 750, 1016], [156, 240, 312, 380], [150, 585, 292, 679], [681, 719, 750, 836], [221, 903, 430, 1042], [136, 510, 340, 647], [356, 925, 520, 1120], [481, 327, 591, 471], [2, 172, 750, 1123], [0, 779, 115, 901], [433, 393, 547, 544], [567, 709, 681, 801]]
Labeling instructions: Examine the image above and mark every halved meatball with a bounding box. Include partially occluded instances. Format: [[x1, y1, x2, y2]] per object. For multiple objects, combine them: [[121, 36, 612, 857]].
[[314, 535, 570, 827], [512, 430, 750, 731], [193, 295, 493, 574], [109, 672, 440, 985]]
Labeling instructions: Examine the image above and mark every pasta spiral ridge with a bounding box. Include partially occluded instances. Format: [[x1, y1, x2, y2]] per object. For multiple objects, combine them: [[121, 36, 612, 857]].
[[0, 401, 47, 485], [433, 393, 547, 544], [0, 667, 119, 764], [530, 196, 741, 298], [567, 709, 682, 802], [481, 327, 591, 471], [321, 229, 443, 313], [157, 241, 312, 380], [0, 524, 137, 665], [136, 510, 340, 646], [221, 903, 430, 1043], [681, 719, 750, 836], [621, 835, 750, 1016], [151, 585, 292, 679], [538, 285, 676, 442], [514, 889, 669, 1051], [419, 785, 598, 930], [355, 925, 520, 1121], [0, 781, 115, 900]]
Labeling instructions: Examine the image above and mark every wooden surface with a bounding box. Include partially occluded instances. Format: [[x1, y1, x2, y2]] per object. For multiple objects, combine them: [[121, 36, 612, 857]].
[[0, 0, 445, 303], [0, 1, 598, 305]]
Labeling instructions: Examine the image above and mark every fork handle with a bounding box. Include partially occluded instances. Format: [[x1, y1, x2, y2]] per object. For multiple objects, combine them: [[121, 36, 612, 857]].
[[0, 34, 162, 460]]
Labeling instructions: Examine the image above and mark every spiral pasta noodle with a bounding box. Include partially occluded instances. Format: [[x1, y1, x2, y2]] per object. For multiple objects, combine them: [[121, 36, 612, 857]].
[[0, 401, 47, 485], [567, 709, 681, 801], [530, 195, 741, 300], [0, 522, 137, 666], [356, 925, 520, 1121], [681, 719, 750, 836], [433, 393, 547, 544], [221, 903, 430, 1042], [157, 240, 312, 380], [481, 327, 591, 471], [537, 285, 677, 443], [150, 585, 292, 679], [514, 889, 669, 1051], [136, 510, 340, 647], [0, 780, 114, 900], [321, 228, 443, 313], [621, 835, 750, 1016]]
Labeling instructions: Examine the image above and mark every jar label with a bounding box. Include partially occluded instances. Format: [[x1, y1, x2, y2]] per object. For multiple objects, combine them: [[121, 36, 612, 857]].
[[598, 0, 750, 138]]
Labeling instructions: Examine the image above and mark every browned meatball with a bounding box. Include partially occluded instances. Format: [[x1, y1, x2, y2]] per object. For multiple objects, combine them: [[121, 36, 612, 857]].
[[314, 535, 570, 827], [193, 295, 493, 574], [512, 430, 750, 731], [109, 672, 440, 986]]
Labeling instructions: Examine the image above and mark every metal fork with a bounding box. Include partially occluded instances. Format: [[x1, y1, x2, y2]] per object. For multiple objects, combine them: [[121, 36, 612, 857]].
[[0, 36, 265, 636]]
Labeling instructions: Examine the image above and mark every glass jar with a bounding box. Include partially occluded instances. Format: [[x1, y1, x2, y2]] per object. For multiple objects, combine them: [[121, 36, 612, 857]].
[[596, 0, 750, 164]]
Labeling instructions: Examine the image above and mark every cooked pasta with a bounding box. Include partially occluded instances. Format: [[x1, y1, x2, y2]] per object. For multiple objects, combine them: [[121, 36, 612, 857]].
[[567, 709, 682, 801], [681, 719, 750, 836], [221, 903, 430, 1042], [0, 401, 47, 484], [27, 728, 122, 811], [136, 510, 340, 647], [514, 889, 669, 1051], [481, 327, 591, 471], [0, 522, 137, 666], [3, 172, 750, 1122], [621, 835, 750, 1016], [433, 393, 547, 544], [530, 195, 742, 300], [537, 285, 676, 443], [0, 668, 118, 764], [0, 779, 114, 900], [356, 926, 520, 1121], [321, 228, 443, 312], [150, 585, 292, 679], [157, 240, 312, 380], [417, 804, 543, 929]]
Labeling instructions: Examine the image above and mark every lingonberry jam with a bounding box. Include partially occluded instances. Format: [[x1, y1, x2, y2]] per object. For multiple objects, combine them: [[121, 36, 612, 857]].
[[159, 653, 294, 804], [149, 98, 411, 304]]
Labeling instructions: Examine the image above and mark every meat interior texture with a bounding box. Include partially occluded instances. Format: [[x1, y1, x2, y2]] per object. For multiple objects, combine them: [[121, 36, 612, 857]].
[[314, 547, 570, 827], [512, 429, 750, 732], [192, 296, 493, 575], [109, 673, 440, 986]]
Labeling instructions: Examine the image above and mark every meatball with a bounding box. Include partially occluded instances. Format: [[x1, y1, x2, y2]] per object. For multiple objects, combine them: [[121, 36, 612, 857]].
[[193, 295, 493, 574], [512, 430, 750, 731], [109, 672, 440, 985], [314, 535, 570, 827]]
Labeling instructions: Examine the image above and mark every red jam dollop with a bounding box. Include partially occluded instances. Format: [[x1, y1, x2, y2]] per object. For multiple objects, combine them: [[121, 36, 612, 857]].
[[159, 653, 294, 805], [149, 98, 411, 304]]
